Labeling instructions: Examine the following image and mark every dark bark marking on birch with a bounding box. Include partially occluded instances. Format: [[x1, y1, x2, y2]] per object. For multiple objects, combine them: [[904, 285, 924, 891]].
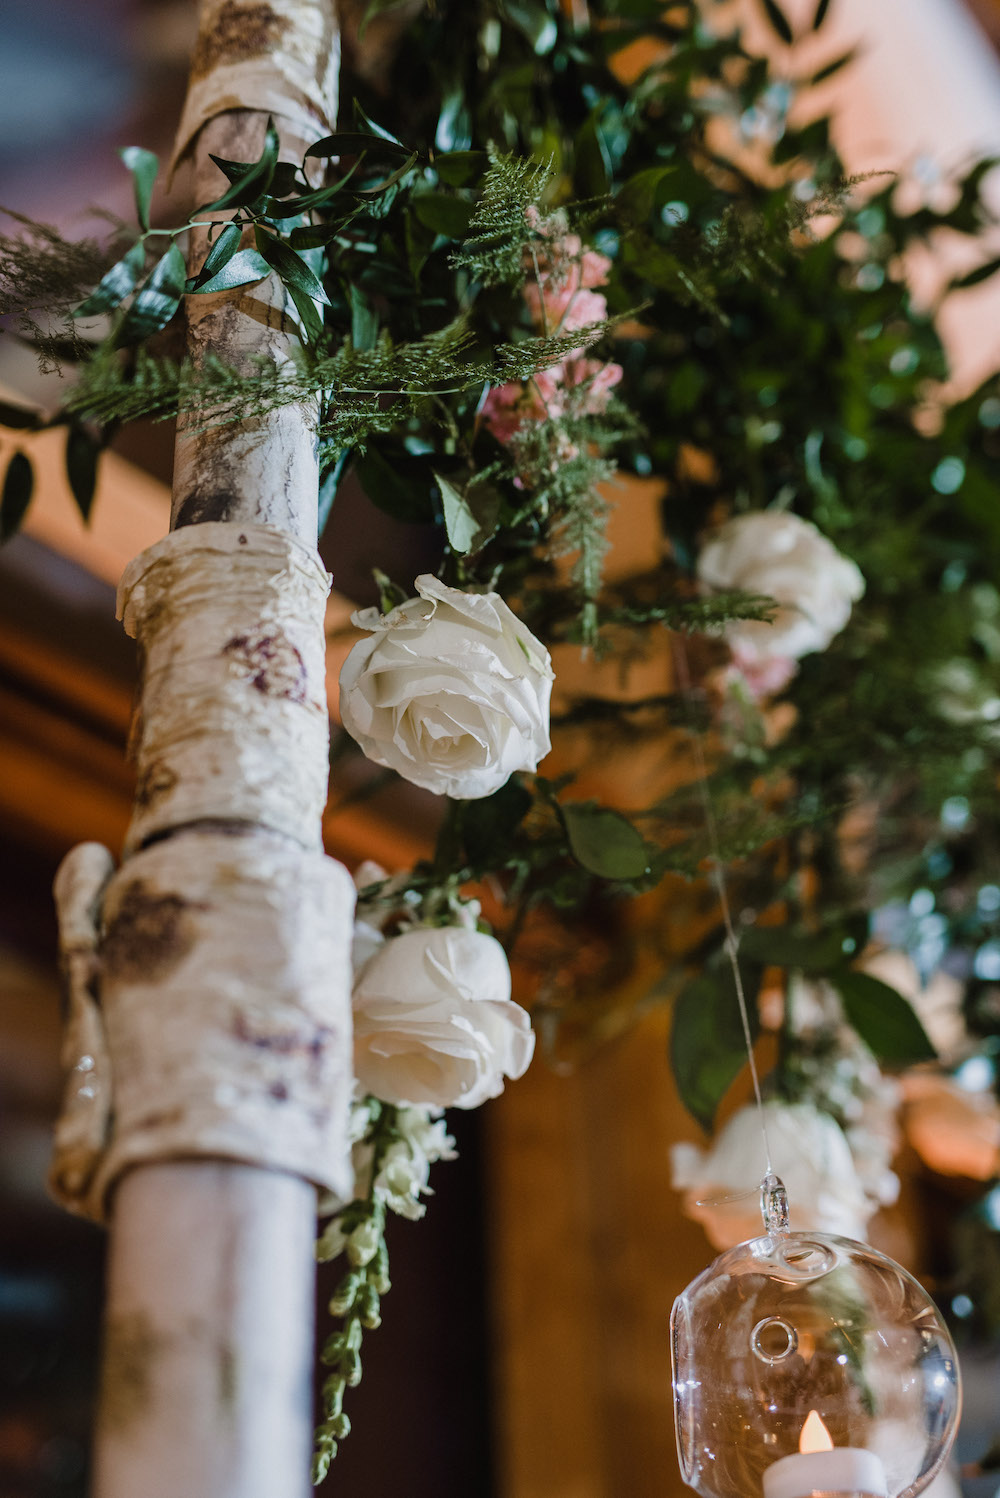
[[99, 1312, 163, 1433], [173, 487, 242, 528], [102, 881, 203, 983], [190, 1, 289, 80], [222, 631, 308, 703], [232, 1013, 335, 1058], [134, 760, 178, 810]]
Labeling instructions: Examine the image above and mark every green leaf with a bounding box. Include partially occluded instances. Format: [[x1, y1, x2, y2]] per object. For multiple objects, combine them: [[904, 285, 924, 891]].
[[254, 229, 331, 304], [615, 165, 675, 225], [670, 969, 761, 1132], [349, 284, 379, 351], [738, 922, 862, 973], [834, 971, 936, 1065], [812, 0, 832, 27], [501, 0, 558, 54], [189, 221, 243, 288], [0, 451, 34, 542], [435, 472, 500, 554], [355, 447, 436, 523], [562, 802, 651, 879], [434, 150, 489, 187], [412, 193, 474, 238], [318, 448, 351, 535], [189, 246, 271, 295], [199, 117, 280, 211], [575, 112, 612, 198], [352, 151, 420, 198], [352, 101, 405, 148], [65, 426, 100, 522], [120, 146, 158, 231], [117, 242, 187, 342], [73, 241, 147, 317], [287, 281, 326, 344], [760, 0, 794, 43], [0, 398, 44, 431], [459, 776, 533, 866], [305, 130, 411, 161]]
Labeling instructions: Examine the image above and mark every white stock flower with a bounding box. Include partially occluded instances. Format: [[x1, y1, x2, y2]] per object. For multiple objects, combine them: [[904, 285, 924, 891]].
[[671, 1100, 872, 1250], [339, 575, 553, 800], [352, 926, 535, 1109], [697, 510, 864, 666]]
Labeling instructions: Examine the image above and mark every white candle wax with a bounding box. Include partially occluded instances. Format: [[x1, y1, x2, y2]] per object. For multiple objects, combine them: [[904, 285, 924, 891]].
[[763, 1448, 888, 1498]]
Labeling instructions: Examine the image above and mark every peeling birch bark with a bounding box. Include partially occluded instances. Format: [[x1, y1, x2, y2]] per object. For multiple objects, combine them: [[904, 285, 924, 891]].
[[46, 5, 356, 1496]]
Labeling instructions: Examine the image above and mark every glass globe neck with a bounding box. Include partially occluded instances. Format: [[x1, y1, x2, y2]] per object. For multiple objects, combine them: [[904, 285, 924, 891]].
[[760, 1170, 790, 1236]]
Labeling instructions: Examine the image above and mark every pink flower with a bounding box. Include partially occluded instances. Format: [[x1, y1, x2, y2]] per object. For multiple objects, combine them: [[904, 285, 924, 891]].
[[560, 357, 623, 412], [728, 645, 798, 700], [522, 232, 613, 340]]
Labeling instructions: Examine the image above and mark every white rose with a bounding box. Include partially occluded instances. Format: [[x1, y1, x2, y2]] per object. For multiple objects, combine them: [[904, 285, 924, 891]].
[[339, 575, 553, 800], [697, 511, 865, 665], [671, 1100, 871, 1250], [352, 926, 535, 1109]]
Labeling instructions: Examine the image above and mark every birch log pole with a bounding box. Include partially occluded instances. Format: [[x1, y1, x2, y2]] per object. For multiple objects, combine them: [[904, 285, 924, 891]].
[[47, 5, 358, 1497]]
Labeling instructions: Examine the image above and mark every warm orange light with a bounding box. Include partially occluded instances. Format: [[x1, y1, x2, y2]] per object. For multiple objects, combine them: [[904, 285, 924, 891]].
[[799, 1412, 834, 1455]]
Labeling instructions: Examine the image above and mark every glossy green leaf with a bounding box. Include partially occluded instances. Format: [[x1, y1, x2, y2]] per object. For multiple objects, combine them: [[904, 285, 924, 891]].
[[352, 151, 420, 198], [435, 472, 500, 554], [502, 0, 558, 54], [738, 922, 864, 973], [117, 242, 187, 342], [352, 101, 405, 148], [834, 971, 936, 1065], [575, 112, 612, 198], [761, 0, 794, 43], [318, 448, 351, 534], [0, 451, 34, 542], [349, 285, 378, 351], [354, 447, 436, 523], [190, 247, 271, 295], [670, 969, 761, 1132], [73, 241, 146, 318], [254, 229, 331, 304], [199, 118, 280, 211], [616, 164, 675, 224], [65, 426, 100, 522], [287, 282, 326, 344], [434, 150, 488, 187], [412, 192, 474, 238], [305, 130, 411, 161], [120, 146, 158, 231], [562, 802, 651, 879], [189, 222, 242, 288]]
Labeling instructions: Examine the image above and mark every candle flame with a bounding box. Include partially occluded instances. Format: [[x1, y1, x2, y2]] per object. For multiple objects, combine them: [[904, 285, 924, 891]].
[[799, 1411, 834, 1454]]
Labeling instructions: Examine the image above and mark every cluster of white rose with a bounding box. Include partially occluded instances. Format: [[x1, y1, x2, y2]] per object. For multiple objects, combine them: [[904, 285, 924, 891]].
[[332, 506, 870, 1252]]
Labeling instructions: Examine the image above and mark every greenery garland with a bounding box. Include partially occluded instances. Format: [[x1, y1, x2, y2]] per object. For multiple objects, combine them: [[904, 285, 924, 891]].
[[4, 0, 1000, 1470]]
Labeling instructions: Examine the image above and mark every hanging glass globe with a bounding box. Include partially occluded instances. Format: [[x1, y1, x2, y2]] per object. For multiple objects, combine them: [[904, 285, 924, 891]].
[[671, 1176, 960, 1498]]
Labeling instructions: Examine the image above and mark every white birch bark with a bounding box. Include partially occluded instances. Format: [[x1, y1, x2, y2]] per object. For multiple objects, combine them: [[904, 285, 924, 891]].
[[47, 5, 356, 1497]]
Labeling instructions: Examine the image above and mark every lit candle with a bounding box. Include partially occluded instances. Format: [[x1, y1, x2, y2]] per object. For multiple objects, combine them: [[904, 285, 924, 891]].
[[763, 1412, 888, 1498]]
